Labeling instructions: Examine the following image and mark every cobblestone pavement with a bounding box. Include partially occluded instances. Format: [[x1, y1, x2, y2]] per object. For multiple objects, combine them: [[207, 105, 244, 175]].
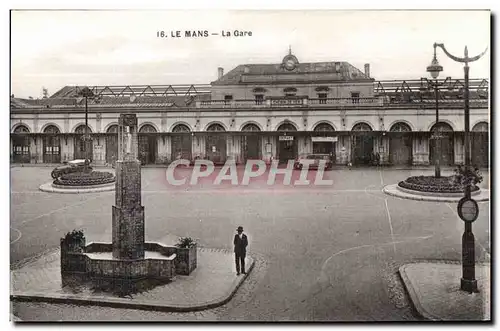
[[11, 247, 253, 310], [11, 167, 490, 321], [12, 253, 268, 321], [400, 262, 490, 321]]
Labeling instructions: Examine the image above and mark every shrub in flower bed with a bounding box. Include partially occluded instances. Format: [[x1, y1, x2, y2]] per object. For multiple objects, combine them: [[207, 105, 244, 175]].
[[398, 175, 479, 193], [53, 171, 115, 186]]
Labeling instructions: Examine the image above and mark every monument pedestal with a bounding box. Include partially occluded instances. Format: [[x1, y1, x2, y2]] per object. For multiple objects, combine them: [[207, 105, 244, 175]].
[[112, 159, 145, 260]]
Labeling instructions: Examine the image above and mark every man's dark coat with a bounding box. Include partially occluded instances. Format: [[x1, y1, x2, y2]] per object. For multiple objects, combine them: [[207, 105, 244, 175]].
[[234, 233, 248, 255]]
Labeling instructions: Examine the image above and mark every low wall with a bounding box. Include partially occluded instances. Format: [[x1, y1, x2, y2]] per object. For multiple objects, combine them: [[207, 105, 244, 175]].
[[85, 255, 176, 280], [61, 241, 177, 281]]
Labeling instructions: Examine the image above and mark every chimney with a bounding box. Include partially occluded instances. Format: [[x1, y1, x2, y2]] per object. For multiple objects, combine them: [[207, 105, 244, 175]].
[[364, 63, 370, 78], [218, 67, 224, 79]]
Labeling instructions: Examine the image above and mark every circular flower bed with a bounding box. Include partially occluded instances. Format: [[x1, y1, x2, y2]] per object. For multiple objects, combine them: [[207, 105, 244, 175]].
[[398, 175, 479, 193], [53, 171, 115, 186]]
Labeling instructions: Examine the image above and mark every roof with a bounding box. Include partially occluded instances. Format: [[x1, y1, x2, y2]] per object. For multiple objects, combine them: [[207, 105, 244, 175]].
[[10, 94, 211, 109], [212, 61, 373, 85]]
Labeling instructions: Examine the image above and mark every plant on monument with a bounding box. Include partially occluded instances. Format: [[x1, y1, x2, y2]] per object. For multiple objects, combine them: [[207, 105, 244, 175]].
[[60, 229, 87, 273], [62, 230, 86, 252], [175, 237, 196, 248], [174, 237, 198, 275]]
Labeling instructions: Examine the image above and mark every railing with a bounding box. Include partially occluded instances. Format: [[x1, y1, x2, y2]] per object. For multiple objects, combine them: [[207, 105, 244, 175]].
[[197, 97, 488, 109], [308, 97, 382, 106], [197, 99, 270, 108], [198, 98, 380, 108]]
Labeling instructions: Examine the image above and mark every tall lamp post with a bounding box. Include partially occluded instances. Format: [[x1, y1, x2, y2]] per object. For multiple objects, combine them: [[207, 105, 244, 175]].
[[426, 49, 444, 178], [79, 87, 95, 173], [433, 42, 487, 293]]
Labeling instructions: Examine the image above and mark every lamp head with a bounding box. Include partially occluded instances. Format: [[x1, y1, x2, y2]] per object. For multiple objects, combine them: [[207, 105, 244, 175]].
[[427, 56, 443, 79]]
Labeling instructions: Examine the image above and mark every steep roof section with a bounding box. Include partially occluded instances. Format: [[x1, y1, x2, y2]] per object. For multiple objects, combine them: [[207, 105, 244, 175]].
[[10, 93, 211, 109], [50, 86, 77, 98], [212, 61, 373, 85]]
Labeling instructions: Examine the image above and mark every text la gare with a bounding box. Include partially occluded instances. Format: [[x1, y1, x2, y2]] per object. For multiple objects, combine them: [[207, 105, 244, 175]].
[[221, 30, 252, 37]]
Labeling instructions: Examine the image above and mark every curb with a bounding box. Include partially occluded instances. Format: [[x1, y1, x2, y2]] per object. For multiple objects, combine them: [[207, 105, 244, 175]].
[[11, 256, 255, 313], [39, 182, 115, 194], [383, 184, 490, 203], [399, 261, 490, 321], [398, 264, 440, 321]]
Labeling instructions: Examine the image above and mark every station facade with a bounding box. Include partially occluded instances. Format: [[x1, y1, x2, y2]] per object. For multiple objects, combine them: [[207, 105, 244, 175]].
[[10, 51, 490, 167]]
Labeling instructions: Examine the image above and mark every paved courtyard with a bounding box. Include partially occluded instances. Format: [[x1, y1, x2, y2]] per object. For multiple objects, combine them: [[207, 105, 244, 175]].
[[10, 166, 490, 321]]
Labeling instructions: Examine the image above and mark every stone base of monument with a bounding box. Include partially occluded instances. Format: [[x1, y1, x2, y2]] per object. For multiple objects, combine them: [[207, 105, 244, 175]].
[[11, 246, 255, 312], [61, 241, 197, 281]]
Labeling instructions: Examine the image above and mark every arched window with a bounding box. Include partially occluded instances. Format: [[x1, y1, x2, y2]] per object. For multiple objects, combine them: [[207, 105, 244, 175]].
[[390, 122, 412, 132], [14, 125, 30, 133], [472, 122, 488, 132], [106, 125, 118, 133], [352, 122, 372, 131], [430, 122, 453, 132], [277, 122, 297, 132], [44, 125, 60, 134], [314, 123, 335, 132], [139, 124, 157, 133], [172, 124, 191, 133], [206, 123, 226, 132], [75, 125, 92, 133], [242, 124, 261, 132]]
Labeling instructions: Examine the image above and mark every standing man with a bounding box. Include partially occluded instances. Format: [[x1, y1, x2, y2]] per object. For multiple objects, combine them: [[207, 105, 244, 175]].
[[234, 226, 248, 275]]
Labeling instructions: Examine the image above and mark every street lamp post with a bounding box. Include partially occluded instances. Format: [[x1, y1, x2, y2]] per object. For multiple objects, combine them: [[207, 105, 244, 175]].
[[79, 87, 95, 173], [433, 42, 487, 293], [426, 49, 443, 178]]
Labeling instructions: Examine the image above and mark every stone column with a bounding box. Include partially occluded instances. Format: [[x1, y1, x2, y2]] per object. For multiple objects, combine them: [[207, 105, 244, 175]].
[[112, 114, 145, 260]]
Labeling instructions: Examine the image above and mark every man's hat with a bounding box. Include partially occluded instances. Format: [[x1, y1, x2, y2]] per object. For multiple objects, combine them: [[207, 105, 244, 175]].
[[237, 226, 244, 232]]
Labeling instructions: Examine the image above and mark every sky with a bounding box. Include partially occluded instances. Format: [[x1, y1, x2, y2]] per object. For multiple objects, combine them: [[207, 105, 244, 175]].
[[10, 10, 490, 99]]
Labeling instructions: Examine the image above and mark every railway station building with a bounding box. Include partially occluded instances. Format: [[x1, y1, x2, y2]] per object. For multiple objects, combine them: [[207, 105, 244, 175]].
[[10, 50, 489, 167]]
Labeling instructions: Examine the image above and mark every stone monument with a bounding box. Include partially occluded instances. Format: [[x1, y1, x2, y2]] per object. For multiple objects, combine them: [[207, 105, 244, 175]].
[[112, 114, 145, 260], [60, 114, 197, 285]]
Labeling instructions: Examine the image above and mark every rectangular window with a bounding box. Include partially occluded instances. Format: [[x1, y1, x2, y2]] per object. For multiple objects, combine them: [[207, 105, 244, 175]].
[[351, 92, 360, 104], [318, 93, 327, 104], [224, 95, 233, 105], [255, 94, 264, 105]]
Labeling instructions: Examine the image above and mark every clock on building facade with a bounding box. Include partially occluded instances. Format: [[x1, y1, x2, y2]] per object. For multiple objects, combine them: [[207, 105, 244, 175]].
[[282, 52, 299, 71]]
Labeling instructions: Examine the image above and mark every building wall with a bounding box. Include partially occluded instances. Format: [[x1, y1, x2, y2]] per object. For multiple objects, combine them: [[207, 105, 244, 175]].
[[12, 107, 488, 134], [211, 82, 374, 100], [10, 106, 489, 166]]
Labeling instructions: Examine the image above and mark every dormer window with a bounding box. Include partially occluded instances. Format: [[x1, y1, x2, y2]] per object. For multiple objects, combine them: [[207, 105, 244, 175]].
[[351, 92, 360, 104], [318, 93, 327, 104], [253, 87, 267, 93], [255, 94, 264, 105], [284, 87, 297, 97], [315, 86, 330, 92]]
